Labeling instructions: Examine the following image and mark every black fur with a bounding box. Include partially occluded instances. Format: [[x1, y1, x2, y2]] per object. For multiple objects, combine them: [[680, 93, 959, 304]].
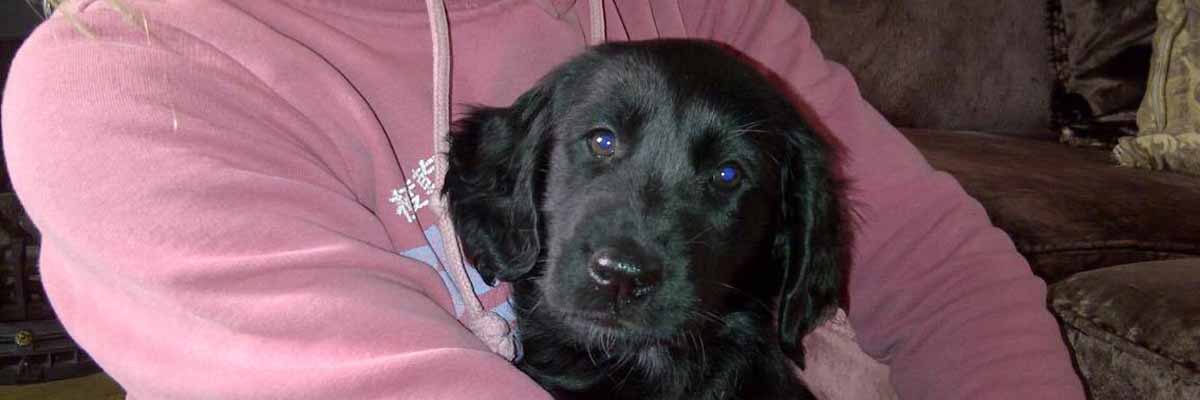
[[442, 39, 846, 400]]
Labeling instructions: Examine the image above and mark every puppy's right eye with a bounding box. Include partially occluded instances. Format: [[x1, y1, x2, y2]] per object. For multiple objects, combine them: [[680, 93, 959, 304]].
[[712, 163, 743, 189], [588, 128, 617, 157]]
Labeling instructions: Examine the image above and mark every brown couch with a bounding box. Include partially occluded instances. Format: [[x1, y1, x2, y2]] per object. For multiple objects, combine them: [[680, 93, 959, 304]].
[[792, 0, 1200, 398]]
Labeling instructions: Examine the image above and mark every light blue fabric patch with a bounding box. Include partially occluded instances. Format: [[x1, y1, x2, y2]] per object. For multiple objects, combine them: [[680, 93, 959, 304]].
[[399, 225, 520, 326]]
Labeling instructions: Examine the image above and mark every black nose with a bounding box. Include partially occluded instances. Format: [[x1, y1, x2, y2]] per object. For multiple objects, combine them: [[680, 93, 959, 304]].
[[587, 247, 661, 303]]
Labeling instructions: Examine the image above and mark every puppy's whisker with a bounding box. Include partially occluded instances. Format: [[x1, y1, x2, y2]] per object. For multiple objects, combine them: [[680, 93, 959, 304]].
[[703, 311, 731, 328], [696, 280, 776, 314], [724, 128, 768, 144], [765, 151, 783, 168], [728, 119, 766, 134], [585, 338, 600, 367], [522, 295, 545, 315], [614, 362, 637, 392], [687, 225, 717, 242], [723, 121, 768, 142], [689, 309, 728, 328], [612, 349, 634, 372], [604, 331, 616, 358]]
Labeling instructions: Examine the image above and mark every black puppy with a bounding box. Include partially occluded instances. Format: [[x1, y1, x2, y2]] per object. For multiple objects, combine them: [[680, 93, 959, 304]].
[[442, 39, 845, 400]]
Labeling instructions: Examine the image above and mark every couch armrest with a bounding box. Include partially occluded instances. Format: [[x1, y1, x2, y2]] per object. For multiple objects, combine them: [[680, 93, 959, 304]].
[[902, 129, 1200, 283]]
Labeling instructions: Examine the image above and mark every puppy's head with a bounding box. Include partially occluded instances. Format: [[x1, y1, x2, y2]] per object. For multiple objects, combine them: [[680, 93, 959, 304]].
[[443, 39, 844, 359]]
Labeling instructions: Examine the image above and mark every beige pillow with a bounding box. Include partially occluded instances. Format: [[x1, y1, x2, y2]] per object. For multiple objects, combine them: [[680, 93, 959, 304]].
[[1116, 0, 1200, 176]]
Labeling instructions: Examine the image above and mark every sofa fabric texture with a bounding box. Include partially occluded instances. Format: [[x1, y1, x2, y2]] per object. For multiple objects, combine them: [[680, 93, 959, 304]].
[[1050, 259, 1200, 400], [788, 0, 1052, 133]]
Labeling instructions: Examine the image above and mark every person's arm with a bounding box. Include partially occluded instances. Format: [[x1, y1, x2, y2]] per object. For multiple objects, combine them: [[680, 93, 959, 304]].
[[678, 2, 1086, 399], [2, 8, 548, 400]]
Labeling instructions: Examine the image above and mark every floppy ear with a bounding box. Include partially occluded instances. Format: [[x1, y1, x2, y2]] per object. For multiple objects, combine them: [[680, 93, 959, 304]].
[[774, 125, 846, 368], [442, 83, 554, 285]]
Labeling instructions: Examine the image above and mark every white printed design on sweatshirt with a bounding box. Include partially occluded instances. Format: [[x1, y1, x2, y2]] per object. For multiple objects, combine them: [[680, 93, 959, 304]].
[[388, 155, 438, 223]]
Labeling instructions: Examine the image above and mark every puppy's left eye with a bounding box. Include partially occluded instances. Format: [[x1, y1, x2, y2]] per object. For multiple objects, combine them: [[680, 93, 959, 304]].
[[713, 163, 742, 189], [588, 128, 617, 158]]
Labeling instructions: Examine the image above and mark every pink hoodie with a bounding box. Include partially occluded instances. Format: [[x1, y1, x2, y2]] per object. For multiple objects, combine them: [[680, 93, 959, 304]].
[[2, 0, 1085, 399]]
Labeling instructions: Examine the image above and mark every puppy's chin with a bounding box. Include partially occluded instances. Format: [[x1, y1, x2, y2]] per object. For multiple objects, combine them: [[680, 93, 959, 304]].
[[530, 303, 687, 367], [553, 306, 678, 346], [556, 309, 679, 373]]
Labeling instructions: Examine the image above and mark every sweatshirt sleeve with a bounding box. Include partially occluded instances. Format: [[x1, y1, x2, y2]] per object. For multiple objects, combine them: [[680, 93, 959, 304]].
[[2, 9, 548, 400], [678, 2, 1086, 399]]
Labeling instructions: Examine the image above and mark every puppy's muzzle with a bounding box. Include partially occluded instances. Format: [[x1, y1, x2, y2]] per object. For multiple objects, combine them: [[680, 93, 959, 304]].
[[586, 245, 662, 310]]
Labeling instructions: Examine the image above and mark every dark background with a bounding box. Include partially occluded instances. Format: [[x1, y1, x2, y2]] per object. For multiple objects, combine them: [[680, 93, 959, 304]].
[[2, 2, 46, 193], [2, 2, 44, 87]]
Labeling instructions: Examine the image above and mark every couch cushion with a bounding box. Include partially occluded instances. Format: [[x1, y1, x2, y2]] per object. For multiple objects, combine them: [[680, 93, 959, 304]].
[[1049, 259, 1200, 400], [903, 129, 1200, 282]]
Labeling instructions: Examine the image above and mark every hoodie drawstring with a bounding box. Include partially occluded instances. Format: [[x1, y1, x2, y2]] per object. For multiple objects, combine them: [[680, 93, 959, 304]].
[[424, 0, 605, 362], [589, 0, 606, 45], [425, 0, 516, 361]]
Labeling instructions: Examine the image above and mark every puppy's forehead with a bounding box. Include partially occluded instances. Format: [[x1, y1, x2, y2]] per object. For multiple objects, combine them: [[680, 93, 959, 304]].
[[574, 50, 751, 101], [561, 51, 758, 124], [560, 46, 778, 153]]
